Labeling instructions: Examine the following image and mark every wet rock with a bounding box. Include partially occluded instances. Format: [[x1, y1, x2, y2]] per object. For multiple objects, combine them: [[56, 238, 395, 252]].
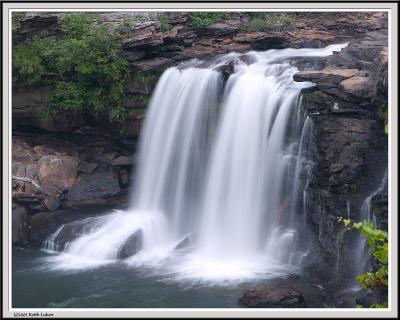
[[78, 161, 98, 174], [118, 230, 143, 259], [355, 287, 388, 308], [174, 233, 197, 250], [12, 207, 30, 245], [67, 172, 121, 204], [44, 197, 60, 211], [38, 155, 78, 194], [239, 285, 305, 308], [118, 169, 130, 188], [111, 155, 136, 166], [45, 220, 91, 251], [29, 211, 58, 244]]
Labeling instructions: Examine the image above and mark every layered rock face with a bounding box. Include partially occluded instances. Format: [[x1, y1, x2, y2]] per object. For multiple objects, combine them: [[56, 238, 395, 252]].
[[293, 27, 388, 289], [12, 12, 387, 138]]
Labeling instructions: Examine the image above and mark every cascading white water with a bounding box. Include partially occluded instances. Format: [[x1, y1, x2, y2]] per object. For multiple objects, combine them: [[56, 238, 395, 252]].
[[44, 43, 348, 280]]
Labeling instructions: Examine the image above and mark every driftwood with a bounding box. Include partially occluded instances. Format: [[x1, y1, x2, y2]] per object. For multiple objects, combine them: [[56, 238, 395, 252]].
[[12, 176, 44, 193], [12, 175, 65, 200]]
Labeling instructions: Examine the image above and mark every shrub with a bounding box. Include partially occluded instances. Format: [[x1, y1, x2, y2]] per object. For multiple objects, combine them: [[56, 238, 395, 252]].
[[118, 18, 135, 34], [242, 12, 296, 32], [13, 13, 130, 123], [159, 15, 172, 32], [188, 12, 230, 28], [12, 36, 53, 85], [337, 217, 388, 308]]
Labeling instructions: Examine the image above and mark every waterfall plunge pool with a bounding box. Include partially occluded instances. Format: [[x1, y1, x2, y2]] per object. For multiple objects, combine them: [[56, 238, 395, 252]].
[[13, 245, 327, 308]]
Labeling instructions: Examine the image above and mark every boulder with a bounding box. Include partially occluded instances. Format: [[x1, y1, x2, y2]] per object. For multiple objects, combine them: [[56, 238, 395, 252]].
[[77, 161, 98, 174], [38, 155, 78, 194], [24, 164, 39, 193], [117, 230, 143, 259], [111, 155, 136, 166], [44, 197, 60, 211], [174, 233, 197, 250], [12, 207, 30, 245], [67, 172, 121, 204], [12, 138, 36, 164], [239, 285, 305, 308], [29, 211, 58, 243], [43, 220, 90, 251], [340, 76, 373, 98], [12, 162, 26, 188]]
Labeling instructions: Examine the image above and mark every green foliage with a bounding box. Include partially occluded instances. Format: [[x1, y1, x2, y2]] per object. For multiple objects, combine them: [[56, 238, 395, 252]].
[[337, 217, 388, 308], [159, 15, 172, 32], [378, 106, 388, 134], [13, 13, 130, 123], [188, 12, 230, 28], [281, 14, 296, 27], [371, 301, 388, 308], [118, 18, 135, 34], [12, 36, 53, 85], [135, 72, 157, 84], [242, 13, 296, 32], [129, 107, 147, 117]]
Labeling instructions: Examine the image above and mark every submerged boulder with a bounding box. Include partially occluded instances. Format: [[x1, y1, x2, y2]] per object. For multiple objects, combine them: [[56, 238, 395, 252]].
[[117, 229, 144, 259], [174, 232, 197, 250], [239, 284, 305, 308]]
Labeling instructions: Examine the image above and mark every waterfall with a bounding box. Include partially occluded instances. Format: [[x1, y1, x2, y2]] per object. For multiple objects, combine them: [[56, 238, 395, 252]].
[[44, 43, 348, 280]]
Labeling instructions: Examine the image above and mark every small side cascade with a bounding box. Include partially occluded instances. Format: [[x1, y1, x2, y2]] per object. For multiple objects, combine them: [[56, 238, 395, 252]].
[[354, 170, 388, 278]]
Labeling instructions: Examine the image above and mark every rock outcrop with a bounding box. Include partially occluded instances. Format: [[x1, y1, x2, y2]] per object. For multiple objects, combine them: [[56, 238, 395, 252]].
[[239, 285, 305, 308], [12, 12, 388, 138], [12, 131, 133, 211], [293, 27, 388, 289]]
